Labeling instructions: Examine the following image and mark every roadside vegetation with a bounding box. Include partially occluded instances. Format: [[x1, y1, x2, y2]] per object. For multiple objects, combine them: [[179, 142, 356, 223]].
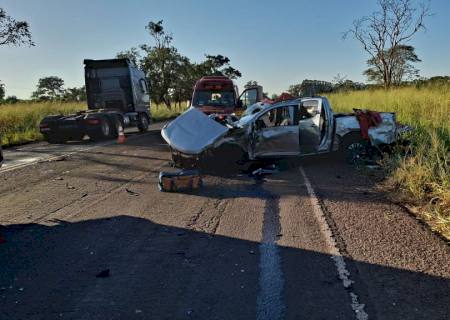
[[0, 102, 185, 146], [325, 84, 450, 240]]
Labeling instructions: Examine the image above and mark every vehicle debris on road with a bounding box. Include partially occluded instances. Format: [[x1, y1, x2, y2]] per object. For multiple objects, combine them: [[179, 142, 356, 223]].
[[125, 188, 140, 196], [158, 169, 203, 192]]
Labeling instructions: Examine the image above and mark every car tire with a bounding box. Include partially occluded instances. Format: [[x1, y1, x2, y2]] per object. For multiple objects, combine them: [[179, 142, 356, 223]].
[[339, 132, 367, 165]]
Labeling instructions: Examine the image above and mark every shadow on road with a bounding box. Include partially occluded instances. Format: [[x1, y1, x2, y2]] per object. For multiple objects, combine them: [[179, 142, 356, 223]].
[[1, 215, 449, 319]]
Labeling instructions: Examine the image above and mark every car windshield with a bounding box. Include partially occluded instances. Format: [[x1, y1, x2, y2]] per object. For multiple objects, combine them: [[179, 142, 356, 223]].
[[192, 90, 235, 107]]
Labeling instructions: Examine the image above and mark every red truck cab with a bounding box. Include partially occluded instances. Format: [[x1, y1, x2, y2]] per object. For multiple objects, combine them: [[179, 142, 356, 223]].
[[191, 76, 263, 115]]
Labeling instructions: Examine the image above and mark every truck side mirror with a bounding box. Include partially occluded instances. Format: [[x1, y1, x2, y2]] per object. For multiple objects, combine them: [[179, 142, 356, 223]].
[[236, 99, 243, 109]]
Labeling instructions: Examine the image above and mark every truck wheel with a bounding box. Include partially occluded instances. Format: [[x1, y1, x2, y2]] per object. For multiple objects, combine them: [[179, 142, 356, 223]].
[[137, 113, 150, 132], [90, 117, 113, 141]]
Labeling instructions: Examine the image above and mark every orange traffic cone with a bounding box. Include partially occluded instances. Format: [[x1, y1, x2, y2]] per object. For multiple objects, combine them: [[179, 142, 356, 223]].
[[117, 125, 126, 144]]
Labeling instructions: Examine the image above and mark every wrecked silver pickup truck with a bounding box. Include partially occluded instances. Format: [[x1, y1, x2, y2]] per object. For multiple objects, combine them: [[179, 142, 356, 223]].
[[162, 96, 403, 166]]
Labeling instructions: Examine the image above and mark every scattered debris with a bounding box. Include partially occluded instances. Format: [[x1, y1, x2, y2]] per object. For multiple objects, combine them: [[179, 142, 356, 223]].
[[249, 250, 255, 254], [55, 177, 64, 181], [158, 169, 202, 192], [125, 188, 139, 196], [66, 183, 75, 190], [52, 156, 67, 162], [96, 269, 110, 278]]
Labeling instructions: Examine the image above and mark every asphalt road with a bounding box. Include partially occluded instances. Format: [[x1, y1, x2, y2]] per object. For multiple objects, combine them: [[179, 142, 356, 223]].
[[0, 122, 449, 319]]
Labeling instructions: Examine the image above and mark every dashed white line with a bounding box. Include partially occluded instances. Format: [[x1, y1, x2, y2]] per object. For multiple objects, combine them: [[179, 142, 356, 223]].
[[256, 196, 285, 320], [300, 167, 369, 320]]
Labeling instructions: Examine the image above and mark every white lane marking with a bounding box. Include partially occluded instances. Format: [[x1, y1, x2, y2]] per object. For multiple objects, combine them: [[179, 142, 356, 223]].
[[0, 125, 165, 174], [300, 167, 369, 320], [0, 142, 111, 173], [257, 196, 285, 320]]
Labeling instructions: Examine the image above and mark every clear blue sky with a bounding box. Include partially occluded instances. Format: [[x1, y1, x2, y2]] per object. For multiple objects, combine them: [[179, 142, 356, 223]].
[[1, 0, 449, 98]]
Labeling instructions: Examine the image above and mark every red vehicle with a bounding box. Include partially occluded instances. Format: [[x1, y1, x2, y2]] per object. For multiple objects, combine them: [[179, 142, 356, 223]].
[[191, 76, 263, 115]]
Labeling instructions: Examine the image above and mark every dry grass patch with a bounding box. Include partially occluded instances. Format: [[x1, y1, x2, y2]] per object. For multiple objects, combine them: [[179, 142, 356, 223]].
[[325, 85, 450, 240]]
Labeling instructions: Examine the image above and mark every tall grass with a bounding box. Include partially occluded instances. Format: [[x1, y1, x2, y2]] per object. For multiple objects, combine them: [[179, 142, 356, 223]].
[[0, 101, 85, 146], [325, 85, 450, 239], [0, 101, 186, 146]]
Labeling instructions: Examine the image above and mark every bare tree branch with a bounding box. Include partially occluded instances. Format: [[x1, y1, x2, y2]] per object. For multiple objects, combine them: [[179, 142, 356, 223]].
[[344, 0, 431, 87], [0, 8, 34, 47]]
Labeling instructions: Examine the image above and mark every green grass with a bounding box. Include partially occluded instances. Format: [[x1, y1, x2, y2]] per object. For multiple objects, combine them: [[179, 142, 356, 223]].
[[0, 101, 187, 146], [325, 85, 450, 239]]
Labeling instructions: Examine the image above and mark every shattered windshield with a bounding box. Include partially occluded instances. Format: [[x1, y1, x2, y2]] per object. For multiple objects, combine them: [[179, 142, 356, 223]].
[[192, 90, 235, 107]]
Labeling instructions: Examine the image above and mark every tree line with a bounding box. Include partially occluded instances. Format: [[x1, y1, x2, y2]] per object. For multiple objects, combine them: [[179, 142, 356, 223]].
[[1, 2, 448, 106]]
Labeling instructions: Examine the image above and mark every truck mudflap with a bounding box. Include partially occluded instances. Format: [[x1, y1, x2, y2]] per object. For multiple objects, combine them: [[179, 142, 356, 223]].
[[161, 108, 229, 155]]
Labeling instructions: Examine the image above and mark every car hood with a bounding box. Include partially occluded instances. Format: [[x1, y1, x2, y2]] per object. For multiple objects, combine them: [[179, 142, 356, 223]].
[[161, 107, 229, 155]]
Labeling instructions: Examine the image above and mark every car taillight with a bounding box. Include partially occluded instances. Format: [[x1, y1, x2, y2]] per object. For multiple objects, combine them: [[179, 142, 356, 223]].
[[39, 123, 49, 128], [85, 118, 100, 125]]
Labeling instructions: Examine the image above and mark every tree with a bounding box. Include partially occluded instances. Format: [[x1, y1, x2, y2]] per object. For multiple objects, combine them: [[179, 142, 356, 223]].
[[4, 95, 18, 104], [31, 76, 65, 100], [345, 0, 431, 88], [287, 80, 333, 96], [63, 86, 86, 101], [117, 20, 242, 108], [197, 54, 242, 79], [0, 8, 34, 46], [364, 45, 420, 84], [244, 80, 259, 88], [287, 84, 303, 97], [332, 74, 366, 91], [116, 47, 141, 67], [0, 81, 5, 100]]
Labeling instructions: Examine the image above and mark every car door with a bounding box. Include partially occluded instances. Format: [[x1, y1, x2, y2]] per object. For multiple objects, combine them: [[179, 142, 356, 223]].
[[298, 99, 322, 154], [239, 86, 263, 109], [251, 105, 300, 158]]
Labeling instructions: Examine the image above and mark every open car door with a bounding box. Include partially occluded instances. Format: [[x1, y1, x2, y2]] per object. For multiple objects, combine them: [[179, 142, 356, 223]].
[[298, 99, 323, 154], [251, 105, 300, 158], [238, 85, 264, 110]]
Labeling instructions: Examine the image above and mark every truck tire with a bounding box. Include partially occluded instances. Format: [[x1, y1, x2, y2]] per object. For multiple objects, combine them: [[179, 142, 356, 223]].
[[89, 117, 114, 141], [137, 113, 150, 133]]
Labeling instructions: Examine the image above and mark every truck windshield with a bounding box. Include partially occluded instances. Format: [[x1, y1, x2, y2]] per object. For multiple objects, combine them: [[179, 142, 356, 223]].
[[192, 91, 235, 107]]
